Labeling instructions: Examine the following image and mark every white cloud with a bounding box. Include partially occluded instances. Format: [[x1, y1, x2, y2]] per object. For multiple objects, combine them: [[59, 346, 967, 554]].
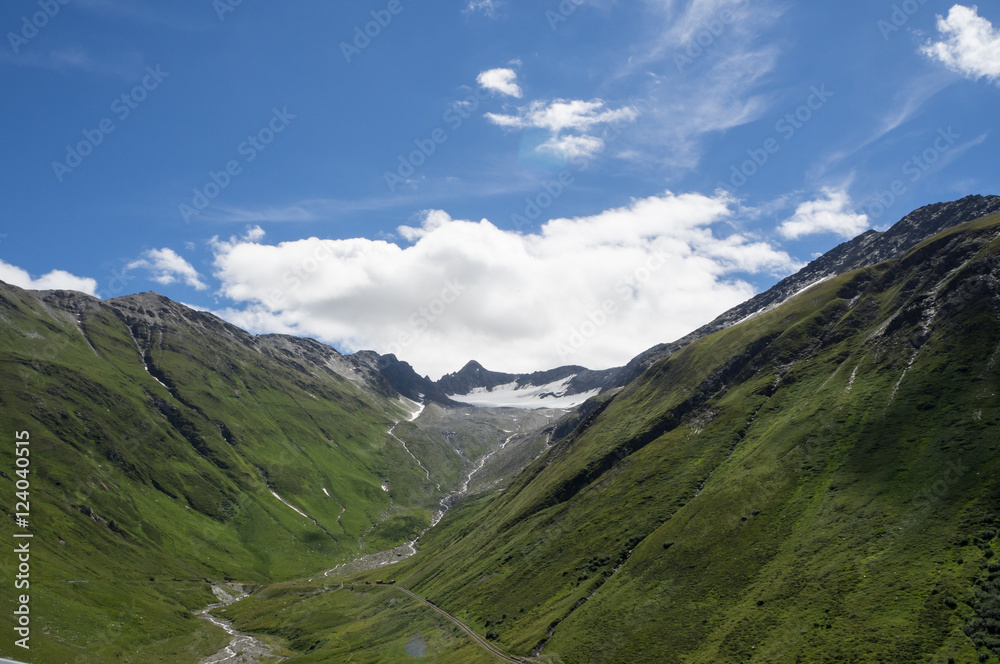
[[0, 260, 98, 295], [127, 248, 208, 290], [486, 98, 638, 163], [210, 192, 796, 379], [244, 225, 266, 242], [477, 68, 523, 98], [465, 0, 500, 17], [921, 5, 1000, 84], [537, 135, 606, 160], [486, 99, 637, 133], [777, 189, 870, 240]]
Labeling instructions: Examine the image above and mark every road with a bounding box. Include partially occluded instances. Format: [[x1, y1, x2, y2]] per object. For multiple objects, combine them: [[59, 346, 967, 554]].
[[391, 586, 525, 663]]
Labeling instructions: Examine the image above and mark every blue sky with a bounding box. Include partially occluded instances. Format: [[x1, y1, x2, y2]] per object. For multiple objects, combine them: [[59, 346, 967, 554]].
[[1, 0, 998, 378]]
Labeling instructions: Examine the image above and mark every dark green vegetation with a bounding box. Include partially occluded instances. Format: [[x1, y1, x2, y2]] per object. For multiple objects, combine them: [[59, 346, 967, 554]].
[[215, 579, 501, 663], [0, 289, 463, 662], [228, 214, 1000, 663]]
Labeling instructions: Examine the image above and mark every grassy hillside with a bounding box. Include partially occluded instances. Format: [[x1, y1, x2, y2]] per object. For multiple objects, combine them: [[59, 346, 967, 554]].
[[0, 287, 443, 662], [227, 214, 1000, 663]]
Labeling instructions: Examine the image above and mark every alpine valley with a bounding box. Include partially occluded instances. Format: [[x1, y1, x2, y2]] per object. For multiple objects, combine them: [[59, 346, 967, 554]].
[[3, 195, 1000, 663]]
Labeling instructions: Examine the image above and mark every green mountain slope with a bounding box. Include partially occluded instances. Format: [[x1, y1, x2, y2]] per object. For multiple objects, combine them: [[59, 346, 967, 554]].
[[0, 288, 445, 662], [232, 212, 1000, 663]]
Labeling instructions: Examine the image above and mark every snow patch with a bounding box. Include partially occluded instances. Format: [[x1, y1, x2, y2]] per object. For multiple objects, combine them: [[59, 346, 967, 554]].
[[846, 365, 859, 392], [400, 396, 425, 421], [735, 274, 836, 326], [448, 375, 599, 409], [269, 489, 310, 520]]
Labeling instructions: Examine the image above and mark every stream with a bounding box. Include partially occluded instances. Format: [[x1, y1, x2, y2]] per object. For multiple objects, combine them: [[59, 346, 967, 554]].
[[328, 413, 522, 575], [196, 585, 280, 664], [197, 405, 519, 660]]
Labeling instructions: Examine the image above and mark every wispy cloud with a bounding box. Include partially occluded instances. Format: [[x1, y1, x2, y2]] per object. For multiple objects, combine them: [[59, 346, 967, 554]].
[[464, 0, 501, 18], [810, 72, 953, 179], [189, 176, 550, 224], [205, 203, 323, 224], [538, 134, 606, 160], [75, 0, 207, 31], [0, 48, 147, 80], [637, 49, 777, 171], [601, 0, 784, 171]]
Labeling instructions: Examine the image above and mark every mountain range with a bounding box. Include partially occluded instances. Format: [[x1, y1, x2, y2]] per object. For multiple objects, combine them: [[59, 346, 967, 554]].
[[2, 194, 1000, 663]]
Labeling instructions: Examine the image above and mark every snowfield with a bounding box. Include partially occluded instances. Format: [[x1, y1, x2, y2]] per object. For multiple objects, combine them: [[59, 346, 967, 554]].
[[447, 376, 599, 409]]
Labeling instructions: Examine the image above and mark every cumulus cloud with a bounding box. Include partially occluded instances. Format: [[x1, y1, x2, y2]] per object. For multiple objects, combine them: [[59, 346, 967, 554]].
[[485, 98, 638, 163], [777, 189, 870, 240], [127, 248, 208, 290], [0, 260, 98, 295], [210, 192, 796, 378], [477, 68, 523, 98], [921, 5, 1000, 84]]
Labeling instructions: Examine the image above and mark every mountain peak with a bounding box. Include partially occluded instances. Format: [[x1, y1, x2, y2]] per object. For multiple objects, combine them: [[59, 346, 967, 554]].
[[609, 194, 1000, 387]]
